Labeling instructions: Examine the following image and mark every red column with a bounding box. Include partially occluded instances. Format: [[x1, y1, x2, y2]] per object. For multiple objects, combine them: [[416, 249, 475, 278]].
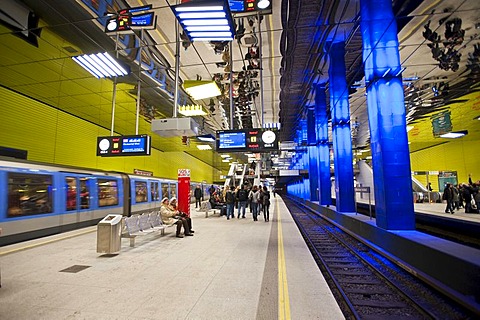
[[178, 169, 191, 217]]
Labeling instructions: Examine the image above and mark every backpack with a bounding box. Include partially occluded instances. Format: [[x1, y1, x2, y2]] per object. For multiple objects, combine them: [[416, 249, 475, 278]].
[[226, 191, 235, 204], [237, 189, 248, 201]]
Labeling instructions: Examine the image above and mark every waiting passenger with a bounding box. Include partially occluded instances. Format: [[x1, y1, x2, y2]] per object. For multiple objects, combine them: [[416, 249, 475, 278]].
[[261, 186, 271, 222], [169, 197, 194, 235], [442, 183, 454, 214], [160, 198, 192, 238]]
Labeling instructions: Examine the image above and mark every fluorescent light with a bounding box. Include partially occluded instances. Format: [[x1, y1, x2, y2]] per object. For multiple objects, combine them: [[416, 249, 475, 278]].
[[183, 19, 228, 26], [220, 154, 230, 158], [189, 31, 232, 37], [178, 104, 208, 116], [175, 6, 224, 12], [72, 52, 128, 79], [183, 80, 221, 100], [178, 12, 226, 19], [222, 159, 230, 162], [172, 0, 235, 42], [439, 131, 468, 138], [191, 37, 233, 41], [197, 134, 215, 142], [197, 144, 212, 150], [186, 25, 230, 31], [406, 125, 414, 132]]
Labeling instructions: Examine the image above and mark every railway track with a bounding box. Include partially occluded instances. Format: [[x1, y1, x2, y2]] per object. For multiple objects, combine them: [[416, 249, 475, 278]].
[[284, 198, 473, 319]]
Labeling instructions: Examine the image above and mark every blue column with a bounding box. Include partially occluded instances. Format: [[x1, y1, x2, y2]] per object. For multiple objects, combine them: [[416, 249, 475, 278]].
[[315, 85, 332, 205], [360, 0, 415, 229], [307, 108, 319, 201], [329, 42, 355, 212]]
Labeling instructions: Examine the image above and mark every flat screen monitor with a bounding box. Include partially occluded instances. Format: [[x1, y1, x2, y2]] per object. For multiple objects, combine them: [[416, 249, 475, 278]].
[[97, 135, 151, 157], [218, 131, 246, 150]]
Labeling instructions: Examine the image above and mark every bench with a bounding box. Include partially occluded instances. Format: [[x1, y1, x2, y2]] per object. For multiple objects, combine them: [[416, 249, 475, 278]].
[[121, 211, 174, 247]]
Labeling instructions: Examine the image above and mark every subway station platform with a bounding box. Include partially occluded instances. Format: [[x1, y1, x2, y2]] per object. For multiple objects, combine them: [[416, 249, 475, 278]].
[[0, 197, 344, 320]]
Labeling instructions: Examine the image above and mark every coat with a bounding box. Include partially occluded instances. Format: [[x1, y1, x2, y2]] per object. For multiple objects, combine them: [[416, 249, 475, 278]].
[[160, 204, 178, 225]]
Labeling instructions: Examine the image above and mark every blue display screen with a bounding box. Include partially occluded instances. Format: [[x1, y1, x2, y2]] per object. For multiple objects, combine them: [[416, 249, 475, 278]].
[[122, 137, 146, 153], [228, 0, 245, 12], [219, 132, 246, 149]]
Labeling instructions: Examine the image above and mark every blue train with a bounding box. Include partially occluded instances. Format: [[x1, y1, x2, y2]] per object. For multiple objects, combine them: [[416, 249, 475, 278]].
[[0, 158, 179, 246]]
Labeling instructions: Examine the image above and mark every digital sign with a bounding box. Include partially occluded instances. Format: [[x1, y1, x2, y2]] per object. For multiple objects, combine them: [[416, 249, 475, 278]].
[[228, 0, 272, 15], [97, 135, 151, 157], [219, 131, 246, 149], [216, 128, 278, 153]]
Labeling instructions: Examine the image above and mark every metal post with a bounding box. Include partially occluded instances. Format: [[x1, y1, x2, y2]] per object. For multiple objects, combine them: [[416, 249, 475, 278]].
[[229, 41, 233, 129], [368, 189, 372, 219], [257, 13, 264, 127], [110, 33, 119, 136], [135, 29, 143, 135], [174, 17, 180, 118], [426, 173, 431, 203]]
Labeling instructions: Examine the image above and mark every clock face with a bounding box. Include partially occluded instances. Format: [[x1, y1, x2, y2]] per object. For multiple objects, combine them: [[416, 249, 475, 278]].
[[99, 138, 110, 151], [262, 130, 276, 144]]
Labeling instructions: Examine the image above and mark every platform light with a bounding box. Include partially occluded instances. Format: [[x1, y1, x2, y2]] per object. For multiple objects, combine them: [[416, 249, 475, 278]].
[[197, 144, 212, 150], [172, 0, 235, 42], [439, 130, 468, 139], [183, 80, 221, 100], [178, 104, 208, 116], [406, 125, 414, 132], [196, 134, 216, 142], [72, 52, 129, 79], [220, 154, 230, 158]]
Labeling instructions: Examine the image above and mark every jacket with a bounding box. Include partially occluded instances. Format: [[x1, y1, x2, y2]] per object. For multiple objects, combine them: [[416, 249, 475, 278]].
[[160, 204, 178, 225]]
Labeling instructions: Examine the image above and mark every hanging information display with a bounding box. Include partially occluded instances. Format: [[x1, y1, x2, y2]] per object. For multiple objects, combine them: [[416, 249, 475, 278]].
[[216, 128, 278, 153], [97, 135, 151, 157]]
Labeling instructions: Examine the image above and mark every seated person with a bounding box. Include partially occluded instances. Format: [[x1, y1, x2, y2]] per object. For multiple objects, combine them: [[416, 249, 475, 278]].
[[160, 197, 193, 238], [169, 197, 194, 235]]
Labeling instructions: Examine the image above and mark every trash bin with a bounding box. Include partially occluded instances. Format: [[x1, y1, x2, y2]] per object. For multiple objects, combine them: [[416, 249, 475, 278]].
[[97, 214, 122, 254]]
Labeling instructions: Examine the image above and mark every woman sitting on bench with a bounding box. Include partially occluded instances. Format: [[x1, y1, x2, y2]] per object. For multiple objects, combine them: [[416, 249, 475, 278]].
[[160, 197, 193, 238]]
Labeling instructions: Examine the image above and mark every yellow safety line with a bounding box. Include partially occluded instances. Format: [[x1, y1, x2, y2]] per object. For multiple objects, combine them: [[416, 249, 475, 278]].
[[0, 228, 96, 256], [277, 199, 291, 320]]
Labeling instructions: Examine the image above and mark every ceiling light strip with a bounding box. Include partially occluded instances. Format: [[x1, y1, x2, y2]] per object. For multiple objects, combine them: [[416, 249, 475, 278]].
[[72, 52, 128, 79]]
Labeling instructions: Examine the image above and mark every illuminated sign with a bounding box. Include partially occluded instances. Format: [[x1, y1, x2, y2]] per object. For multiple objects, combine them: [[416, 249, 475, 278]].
[[97, 135, 151, 157], [216, 128, 278, 153], [228, 0, 272, 15], [105, 5, 156, 33]]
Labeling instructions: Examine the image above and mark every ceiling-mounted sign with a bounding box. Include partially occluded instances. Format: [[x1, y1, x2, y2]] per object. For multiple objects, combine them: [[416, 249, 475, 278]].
[[216, 128, 278, 153], [229, 0, 272, 15], [97, 135, 151, 157], [431, 110, 452, 137], [105, 5, 156, 33]]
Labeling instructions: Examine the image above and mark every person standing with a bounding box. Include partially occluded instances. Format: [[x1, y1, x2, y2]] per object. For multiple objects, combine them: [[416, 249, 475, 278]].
[[249, 185, 260, 221], [225, 185, 235, 220], [236, 184, 248, 218], [194, 185, 203, 209]]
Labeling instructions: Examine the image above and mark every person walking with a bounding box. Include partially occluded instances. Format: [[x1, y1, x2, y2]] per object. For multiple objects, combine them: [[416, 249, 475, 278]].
[[443, 183, 454, 214], [194, 185, 203, 209], [262, 186, 271, 221]]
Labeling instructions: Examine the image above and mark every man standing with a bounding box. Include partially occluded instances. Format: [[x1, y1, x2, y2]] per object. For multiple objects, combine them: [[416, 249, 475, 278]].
[[194, 185, 203, 208], [236, 184, 248, 218], [225, 185, 235, 220]]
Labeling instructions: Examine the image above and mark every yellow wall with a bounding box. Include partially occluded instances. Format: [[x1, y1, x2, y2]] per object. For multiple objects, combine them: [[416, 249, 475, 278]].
[[0, 87, 214, 182], [410, 139, 480, 189]]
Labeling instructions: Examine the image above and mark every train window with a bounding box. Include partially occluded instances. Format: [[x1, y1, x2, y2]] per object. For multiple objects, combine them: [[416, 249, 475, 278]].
[[80, 178, 90, 209], [98, 179, 119, 207], [66, 177, 77, 211], [135, 181, 148, 203], [7, 173, 53, 217], [150, 181, 160, 201], [161, 183, 169, 200], [170, 183, 177, 198]]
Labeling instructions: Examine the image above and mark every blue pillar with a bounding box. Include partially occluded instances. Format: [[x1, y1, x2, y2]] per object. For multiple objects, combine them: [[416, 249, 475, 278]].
[[329, 42, 355, 212], [307, 108, 319, 201], [361, 0, 415, 229], [315, 85, 332, 205]]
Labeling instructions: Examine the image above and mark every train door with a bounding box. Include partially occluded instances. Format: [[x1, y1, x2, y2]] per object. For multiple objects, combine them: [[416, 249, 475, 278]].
[[64, 175, 94, 228], [119, 173, 131, 216], [150, 180, 160, 210]]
